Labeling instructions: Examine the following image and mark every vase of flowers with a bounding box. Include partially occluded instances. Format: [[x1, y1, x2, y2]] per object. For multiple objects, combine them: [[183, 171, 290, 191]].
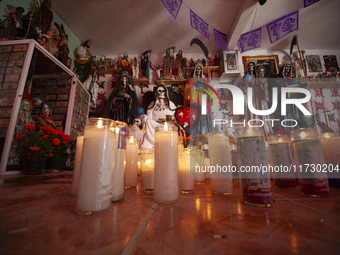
[[42, 127, 71, 173], [17, 124, 51, 175]]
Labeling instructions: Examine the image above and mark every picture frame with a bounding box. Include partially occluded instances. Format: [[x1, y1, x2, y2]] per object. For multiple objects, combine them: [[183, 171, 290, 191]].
[[323, 55, 339, 72], [306, 55, 323, 72], [242, 55, 279, 78], [223, 50, 239, 72]]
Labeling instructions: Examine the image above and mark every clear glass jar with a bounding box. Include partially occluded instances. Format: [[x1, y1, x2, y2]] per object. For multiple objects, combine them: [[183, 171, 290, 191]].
[[267, 134, 296, 189], [111, 121, 128, 202], [191, 147, 205, 184], [291, 128, 329, 197], [208, 131, 233, 195], [178, 148, 194, 193], [154, 124, 179, 203], [125, 136, 139, 189], [77, 118, 116, 215], [319, 132, 340, 189], [141, 148, 155, 193], [235, 126, 272, 207]]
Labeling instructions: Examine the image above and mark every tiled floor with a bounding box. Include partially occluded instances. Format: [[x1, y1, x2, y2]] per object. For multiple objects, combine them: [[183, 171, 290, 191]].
[[0, 172, 339, 255]]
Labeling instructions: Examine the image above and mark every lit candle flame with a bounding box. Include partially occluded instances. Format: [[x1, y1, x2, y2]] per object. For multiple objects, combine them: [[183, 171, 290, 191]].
[[115, 127, 119, 134], [164, 122, 168, 131], [130, 136, 134, 143], [278, 137, 282, 143], [300, 132, 307, 138], [325, 133, 330, 139], [246, 126, 253, 136], [97, 120, 103, 128]]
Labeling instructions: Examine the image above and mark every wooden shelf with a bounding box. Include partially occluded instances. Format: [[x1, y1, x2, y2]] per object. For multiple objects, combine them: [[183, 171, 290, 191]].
[[185, 66, 222, 73], [96, 68, 122, 75], [155, 79, 188, 86], [309, 81, 340, 89]]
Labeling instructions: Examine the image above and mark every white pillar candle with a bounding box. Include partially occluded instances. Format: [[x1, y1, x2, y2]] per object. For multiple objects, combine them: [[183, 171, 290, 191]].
[[154, 123, 179, 203], [71, 133, 84, 197], [208, 131, 233, 195], [178, 148, 194, 193], [125, 136, 139, 188], [191, 148, 206, 184], [77, 118, 116, 215], [235, 126, 272, 207], [141, 148, 155, 192], [267, 135, 296, 189], [111, 123, 127, 202]]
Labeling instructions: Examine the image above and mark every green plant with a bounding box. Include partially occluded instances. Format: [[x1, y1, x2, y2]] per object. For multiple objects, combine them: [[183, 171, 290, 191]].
[[17, 124, 52, 158]]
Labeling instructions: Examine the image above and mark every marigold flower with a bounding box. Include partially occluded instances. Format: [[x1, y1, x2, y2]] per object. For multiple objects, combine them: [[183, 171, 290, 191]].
[[50, 129, 59, 136], [61, 134, 71, 141], [52, 138, 60, 146], [42, 135, 48, 139], [17, 134, 25, 140], [46, 153, 54, 157], [24, 124, 35, 130], [58, 130, 64, 135], [186, 137, 191, 142], [62, 141, 67, 144], [41, 126, 51, 132], [29, 146, 39, 151], [195, 141, 202, 147]]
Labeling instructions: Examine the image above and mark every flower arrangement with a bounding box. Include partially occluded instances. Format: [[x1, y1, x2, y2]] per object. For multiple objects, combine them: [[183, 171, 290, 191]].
[[17, 124, 52, 158], [41, 127, 71, 158]]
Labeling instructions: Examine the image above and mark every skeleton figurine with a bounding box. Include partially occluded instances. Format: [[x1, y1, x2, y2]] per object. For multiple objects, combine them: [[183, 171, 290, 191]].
[[132, 57, 140, 79], [128, 118, 145, 144]]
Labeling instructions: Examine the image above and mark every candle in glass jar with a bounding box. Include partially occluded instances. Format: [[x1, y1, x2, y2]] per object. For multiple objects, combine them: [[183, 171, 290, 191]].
[[178, 148, 194, 193], [319, 132, 340, 189], [154, 123, 179, 203], [191, 147, 205, 184], [291, 128, 329, 197], [125, 136, 139, 188], [236, 126, 272, 207], [141, 148, 155, 192], [267, 135, 296, 189], [77, 118, 115, 215], [111, 123, 127, 202], [71, 132, 84, 197], [208, 131, 233, 195]]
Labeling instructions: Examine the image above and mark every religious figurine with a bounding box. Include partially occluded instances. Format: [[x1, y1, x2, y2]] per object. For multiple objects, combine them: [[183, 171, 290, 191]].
[[120, 52, 131, 72], [46, 28, 59, 55], [140, 50, 156, 79], [184, 63, 213, 136], [140, 83, 177, 148], [291, 52, 304, 78], [128, 118, 145, 144], [156, 64, 162, 80], [163, 46, 176, 79], [279, 62, 292, 79], [75, 39, 95, 85], [54, 22, 69, 67], [175, 50, 185, 79], [102, 74, 138, 125], [132, 57, 140, 79], [33, 104, 57, 129]]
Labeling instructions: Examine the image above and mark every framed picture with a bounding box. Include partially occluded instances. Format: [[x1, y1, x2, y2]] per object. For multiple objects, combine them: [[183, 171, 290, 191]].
[[323, 55, 339, 72], [306, 55, 323, 72], [242, 55, 279, 78], [223, 51, 239, 72]]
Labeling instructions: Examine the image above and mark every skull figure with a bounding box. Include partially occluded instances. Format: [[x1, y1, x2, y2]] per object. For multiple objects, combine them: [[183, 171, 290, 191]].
[[133, 118, 141, 127], [42, 104, 51, 116], [157, 85, 166, 99]]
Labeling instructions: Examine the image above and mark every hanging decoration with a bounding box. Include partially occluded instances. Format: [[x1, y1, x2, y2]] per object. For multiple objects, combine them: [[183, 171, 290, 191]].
[[190, 10, 209, 39], [266, 10, 299, 44], [161, 0, 183, 19], [304, 0, 321, 8], [237, 27, 262, 53], [213, 29, 228, 51]]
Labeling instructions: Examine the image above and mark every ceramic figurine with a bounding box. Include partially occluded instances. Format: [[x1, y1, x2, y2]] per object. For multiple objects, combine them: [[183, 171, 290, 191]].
[[163, 46, 176, 79], [120, 52, 131, 72], [132, 57, 140, 79]]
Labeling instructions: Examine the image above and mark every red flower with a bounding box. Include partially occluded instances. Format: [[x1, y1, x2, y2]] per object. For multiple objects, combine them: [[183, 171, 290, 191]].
[[41, 126, 51, 132], [58, 130, 64, 135], [46, 153, 54, 157], [24, 124, 35, 130], [50, 129, 59, 136], [29, 146, 39, 151], [62, 141, 67, 144], [52, 138, 60, 146], [42, 135, 48, 139], [61, 134, 71, 141], [17, 134, 25, 140]]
